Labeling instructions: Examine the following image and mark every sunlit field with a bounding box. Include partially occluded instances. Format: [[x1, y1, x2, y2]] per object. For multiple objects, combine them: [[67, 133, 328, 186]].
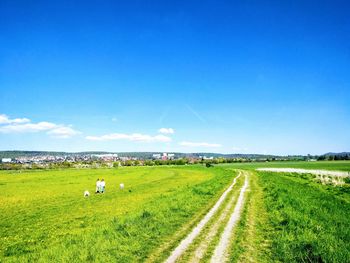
[[0, 166, 234, 262], [257, 170, 350, 262], [222, 160, 350, 171], [1, 161, 349, 262]]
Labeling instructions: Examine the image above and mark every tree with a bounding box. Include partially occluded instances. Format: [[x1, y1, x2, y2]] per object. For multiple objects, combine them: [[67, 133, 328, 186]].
[[206, 162, 213, 168]]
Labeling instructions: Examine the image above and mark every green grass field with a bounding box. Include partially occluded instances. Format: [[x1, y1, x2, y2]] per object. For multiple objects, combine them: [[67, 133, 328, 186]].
[[258, 170, 350, 262], [222, 160, 350, 171], [1, 161, 350, 262], [0, 166, 235, 262]]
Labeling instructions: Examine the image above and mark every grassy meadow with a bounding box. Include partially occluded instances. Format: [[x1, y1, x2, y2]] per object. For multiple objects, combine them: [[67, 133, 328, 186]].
[[0, 166, 235, 262], [1, 161, 350, 262], [257, 170, 350, 262], [222, 160, 350, 171], [225, 161, 350, 263]]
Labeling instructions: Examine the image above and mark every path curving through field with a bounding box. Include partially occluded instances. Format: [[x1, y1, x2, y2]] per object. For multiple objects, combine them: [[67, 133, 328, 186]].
[[165, 172, 242, 263], [190, 184, 239, 263], [164, 171, 251, 263], [210, 172, 249, 263]]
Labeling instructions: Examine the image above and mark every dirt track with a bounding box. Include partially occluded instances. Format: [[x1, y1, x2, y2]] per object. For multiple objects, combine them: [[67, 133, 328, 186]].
[[210, 174, 249, 263], [165, 171, 249, 263]]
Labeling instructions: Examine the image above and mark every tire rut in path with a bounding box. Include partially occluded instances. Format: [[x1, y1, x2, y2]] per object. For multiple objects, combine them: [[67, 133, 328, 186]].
[[189, 178, 242, 262], [165, 172, 242, 263], [210, 172, 249, 263]]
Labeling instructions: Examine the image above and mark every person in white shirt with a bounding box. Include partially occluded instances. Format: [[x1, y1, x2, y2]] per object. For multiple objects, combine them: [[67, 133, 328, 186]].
[[100, 179, 106, 193], [96, 178, 101, 194]]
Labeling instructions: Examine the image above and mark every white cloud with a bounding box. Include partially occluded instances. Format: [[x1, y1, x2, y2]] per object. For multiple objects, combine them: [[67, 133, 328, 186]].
[[0, 121, 57, 133], [158, 128, 175, 134], [0, 113, 80, 139], [47, 126, 81, 138], [0, 114, 30, 124], [180, 141, 222, 148], [86, 133, 172, 143]]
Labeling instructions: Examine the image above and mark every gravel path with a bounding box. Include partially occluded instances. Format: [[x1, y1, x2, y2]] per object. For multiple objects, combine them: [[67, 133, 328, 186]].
[[191, 176, 241, 262], [256, 168, 350, 177], [165, 172, 242, 263], [210, 172, 249, 263]]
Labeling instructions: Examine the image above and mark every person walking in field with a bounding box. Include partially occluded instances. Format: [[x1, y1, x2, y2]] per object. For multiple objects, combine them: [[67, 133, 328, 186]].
[[95, 178, 101, 194], [100, 179, 106, 193]]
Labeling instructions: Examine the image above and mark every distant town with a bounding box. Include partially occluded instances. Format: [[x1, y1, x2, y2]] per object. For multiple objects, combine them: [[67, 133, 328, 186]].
[[0, 152, 226, 169], [0, 151, 349, 170]]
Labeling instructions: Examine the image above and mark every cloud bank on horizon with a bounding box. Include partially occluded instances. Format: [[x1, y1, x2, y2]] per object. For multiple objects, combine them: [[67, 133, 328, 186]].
[[0, 113, 223, 150], [0, 114, 81, 139], [0, 111, 348, 155]]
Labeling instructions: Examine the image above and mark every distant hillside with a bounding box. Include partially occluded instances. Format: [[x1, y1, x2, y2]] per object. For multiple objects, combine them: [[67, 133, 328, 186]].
[[1, 150, 291, 159], [0, 150, 348, 160], [0, 151, 111, 159], [324, 152, 350, 156]]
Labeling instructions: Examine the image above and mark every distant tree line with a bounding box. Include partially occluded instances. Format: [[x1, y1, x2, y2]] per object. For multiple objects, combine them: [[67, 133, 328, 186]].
[[317, 154, 350, 161], [1, 155, 349, 170]]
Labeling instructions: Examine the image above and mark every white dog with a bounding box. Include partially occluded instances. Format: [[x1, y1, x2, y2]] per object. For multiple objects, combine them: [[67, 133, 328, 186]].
[[119, 183, 124, 190], [84, 190, 90, 197]]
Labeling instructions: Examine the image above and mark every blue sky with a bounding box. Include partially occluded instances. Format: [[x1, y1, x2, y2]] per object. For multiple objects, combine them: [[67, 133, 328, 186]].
[[0, 0, 349, 155]]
